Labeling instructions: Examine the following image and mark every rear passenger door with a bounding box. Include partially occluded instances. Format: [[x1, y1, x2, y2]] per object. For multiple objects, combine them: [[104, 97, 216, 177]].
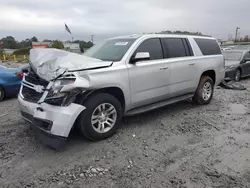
[[161, 38, 198, 96]]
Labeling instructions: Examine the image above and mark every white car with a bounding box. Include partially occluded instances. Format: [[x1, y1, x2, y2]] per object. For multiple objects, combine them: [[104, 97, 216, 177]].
[[18, 34, 225, 148]]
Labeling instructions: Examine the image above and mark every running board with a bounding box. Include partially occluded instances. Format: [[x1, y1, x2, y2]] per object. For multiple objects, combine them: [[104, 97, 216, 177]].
[[126, 94, 194, 116]]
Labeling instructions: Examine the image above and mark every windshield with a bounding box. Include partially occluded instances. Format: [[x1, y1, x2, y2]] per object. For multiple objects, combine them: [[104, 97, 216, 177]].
[[223, 51, 243, 61], [234, 45, 250, 50], [84, 38, 136, 61]]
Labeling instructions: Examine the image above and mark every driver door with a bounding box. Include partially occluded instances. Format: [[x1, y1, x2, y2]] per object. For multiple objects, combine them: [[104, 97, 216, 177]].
[[127, 38, 171, 109]]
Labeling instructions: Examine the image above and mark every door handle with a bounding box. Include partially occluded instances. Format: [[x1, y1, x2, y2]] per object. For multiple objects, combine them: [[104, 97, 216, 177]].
[[160, 67, 169, 70], [189, 63, 195, 65]]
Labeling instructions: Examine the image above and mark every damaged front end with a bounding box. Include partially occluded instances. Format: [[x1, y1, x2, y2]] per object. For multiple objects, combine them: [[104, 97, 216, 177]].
[[18, 48, 112, 149], [19, 70, 86, 149]]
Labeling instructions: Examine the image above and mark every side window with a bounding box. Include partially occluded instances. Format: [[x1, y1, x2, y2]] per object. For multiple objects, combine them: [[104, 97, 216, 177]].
[[136, 38, 163, 60], [245, 52, 250, 59], [162, 38, 189, 58], [194, 38, 222, 55]]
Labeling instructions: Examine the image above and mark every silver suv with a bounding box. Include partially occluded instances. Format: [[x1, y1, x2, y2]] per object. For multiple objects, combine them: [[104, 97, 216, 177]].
[[18, 34, 225, 148]]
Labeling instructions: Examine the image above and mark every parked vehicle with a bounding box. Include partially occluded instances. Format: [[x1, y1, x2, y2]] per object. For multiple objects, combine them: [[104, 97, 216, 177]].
[[18, 34, 225, 148], [234, 45, 250, 50], [223, 50, 250, 81], [0, 65, 23, 101]]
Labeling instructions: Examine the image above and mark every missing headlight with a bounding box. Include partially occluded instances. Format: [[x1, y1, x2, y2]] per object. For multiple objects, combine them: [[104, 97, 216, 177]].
[[44, 89, 81, 106], [51, 78, 76, 94]]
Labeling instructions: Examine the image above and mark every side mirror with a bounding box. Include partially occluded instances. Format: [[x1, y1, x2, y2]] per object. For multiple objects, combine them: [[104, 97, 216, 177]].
[[130, 52, 150, 63]]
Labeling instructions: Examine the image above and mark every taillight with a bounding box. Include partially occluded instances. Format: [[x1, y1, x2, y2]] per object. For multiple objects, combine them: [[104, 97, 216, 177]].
[[16, 72, 24, 79]]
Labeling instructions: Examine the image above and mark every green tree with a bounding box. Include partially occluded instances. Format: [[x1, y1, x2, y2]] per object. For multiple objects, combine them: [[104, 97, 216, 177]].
[[31, 36, 38, 42], [50, 40, 64, 49], [17, 38, 32, 48], [0, 36, 18, 49]]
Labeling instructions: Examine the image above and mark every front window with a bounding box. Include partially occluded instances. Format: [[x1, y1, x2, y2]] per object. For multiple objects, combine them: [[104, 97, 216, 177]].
[[84, 38, 136, 61], [223, 51, 243, 61]]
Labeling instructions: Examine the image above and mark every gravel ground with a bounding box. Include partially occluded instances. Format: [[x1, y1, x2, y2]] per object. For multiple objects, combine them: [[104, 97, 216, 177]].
[[1, 63, 250, 187]]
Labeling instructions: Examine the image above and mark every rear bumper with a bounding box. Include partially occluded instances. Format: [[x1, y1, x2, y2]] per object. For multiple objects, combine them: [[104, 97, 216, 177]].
[[224, 69, 236, 81], [18, 95, 86, 148], [215, 68, 225, 86]]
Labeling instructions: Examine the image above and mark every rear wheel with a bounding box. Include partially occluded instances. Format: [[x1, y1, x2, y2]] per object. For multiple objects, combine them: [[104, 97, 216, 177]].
[[193, 76, 214, 105], [234, 69, 241, 82], [0, 86, 5, 102], [77, 93, 123, 141]]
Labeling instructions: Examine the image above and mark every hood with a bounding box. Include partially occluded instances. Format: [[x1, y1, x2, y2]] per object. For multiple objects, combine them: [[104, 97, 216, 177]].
[[225, 60, 240, 67], [29, 48, 113, 81]]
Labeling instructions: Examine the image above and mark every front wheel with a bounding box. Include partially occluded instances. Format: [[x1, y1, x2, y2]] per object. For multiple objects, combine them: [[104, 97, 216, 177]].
[[77, 93, 123, 141], [193, 76, 214, 105]]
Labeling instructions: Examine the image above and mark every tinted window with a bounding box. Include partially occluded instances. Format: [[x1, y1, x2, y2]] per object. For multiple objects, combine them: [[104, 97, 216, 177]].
[[136, 38, 163, 60], [163, 38, 188, 58], [84, 38, 135, 61], [194, 38, 221, 55]]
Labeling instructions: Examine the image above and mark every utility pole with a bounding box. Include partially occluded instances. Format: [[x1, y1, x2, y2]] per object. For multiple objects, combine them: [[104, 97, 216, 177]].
[[235, 27, 240, 42], [91, 35, 94, 44]]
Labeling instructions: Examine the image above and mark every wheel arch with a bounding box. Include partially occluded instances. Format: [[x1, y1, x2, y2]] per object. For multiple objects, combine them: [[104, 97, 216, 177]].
[[75, 86, 126, 112], [200, 70, 216, 85]]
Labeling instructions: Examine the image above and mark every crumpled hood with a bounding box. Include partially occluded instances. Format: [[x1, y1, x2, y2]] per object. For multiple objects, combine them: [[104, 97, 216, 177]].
[[29, 48, 113, 81], [225, 60, 240, 67]]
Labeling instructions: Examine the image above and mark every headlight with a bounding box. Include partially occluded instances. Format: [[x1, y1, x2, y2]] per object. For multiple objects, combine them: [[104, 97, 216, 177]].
[[45, 89, 81, 106], [45, 78, 79, 106]]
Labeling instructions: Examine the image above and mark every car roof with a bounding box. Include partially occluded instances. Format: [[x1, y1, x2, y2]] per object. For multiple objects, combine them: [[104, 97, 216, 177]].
[[108, 33, 215, 40]]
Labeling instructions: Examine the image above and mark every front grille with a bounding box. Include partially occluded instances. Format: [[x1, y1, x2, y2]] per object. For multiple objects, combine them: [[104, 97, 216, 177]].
[[22, 86, 44, 103], [21, 68, 49, 103], [25, 69, 49, 87]]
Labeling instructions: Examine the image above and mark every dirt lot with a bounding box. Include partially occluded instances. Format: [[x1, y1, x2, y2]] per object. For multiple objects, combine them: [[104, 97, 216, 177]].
[[1, 76, 250, 187]]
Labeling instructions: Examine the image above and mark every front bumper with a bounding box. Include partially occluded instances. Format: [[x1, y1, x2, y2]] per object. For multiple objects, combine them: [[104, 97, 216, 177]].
[[224, 69, 236, 81], [18, 95, 85, 148]]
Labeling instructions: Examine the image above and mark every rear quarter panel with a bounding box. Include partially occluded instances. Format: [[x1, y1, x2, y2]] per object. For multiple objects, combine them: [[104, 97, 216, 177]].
[[188, 37, 225, 86]]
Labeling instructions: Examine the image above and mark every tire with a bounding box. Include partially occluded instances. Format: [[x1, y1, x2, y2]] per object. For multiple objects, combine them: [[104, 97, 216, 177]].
[[234, 69, 241, 82], [77, 93, 123, 141], [0, 86, 5, 102], [193, 76, 214, 105]]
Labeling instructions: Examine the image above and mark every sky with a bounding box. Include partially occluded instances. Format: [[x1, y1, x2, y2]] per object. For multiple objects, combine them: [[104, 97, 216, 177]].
[[1, 0, 250, 42]]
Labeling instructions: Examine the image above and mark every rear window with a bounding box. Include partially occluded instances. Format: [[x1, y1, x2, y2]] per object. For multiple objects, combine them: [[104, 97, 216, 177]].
[[194, 38, 222, 55]]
